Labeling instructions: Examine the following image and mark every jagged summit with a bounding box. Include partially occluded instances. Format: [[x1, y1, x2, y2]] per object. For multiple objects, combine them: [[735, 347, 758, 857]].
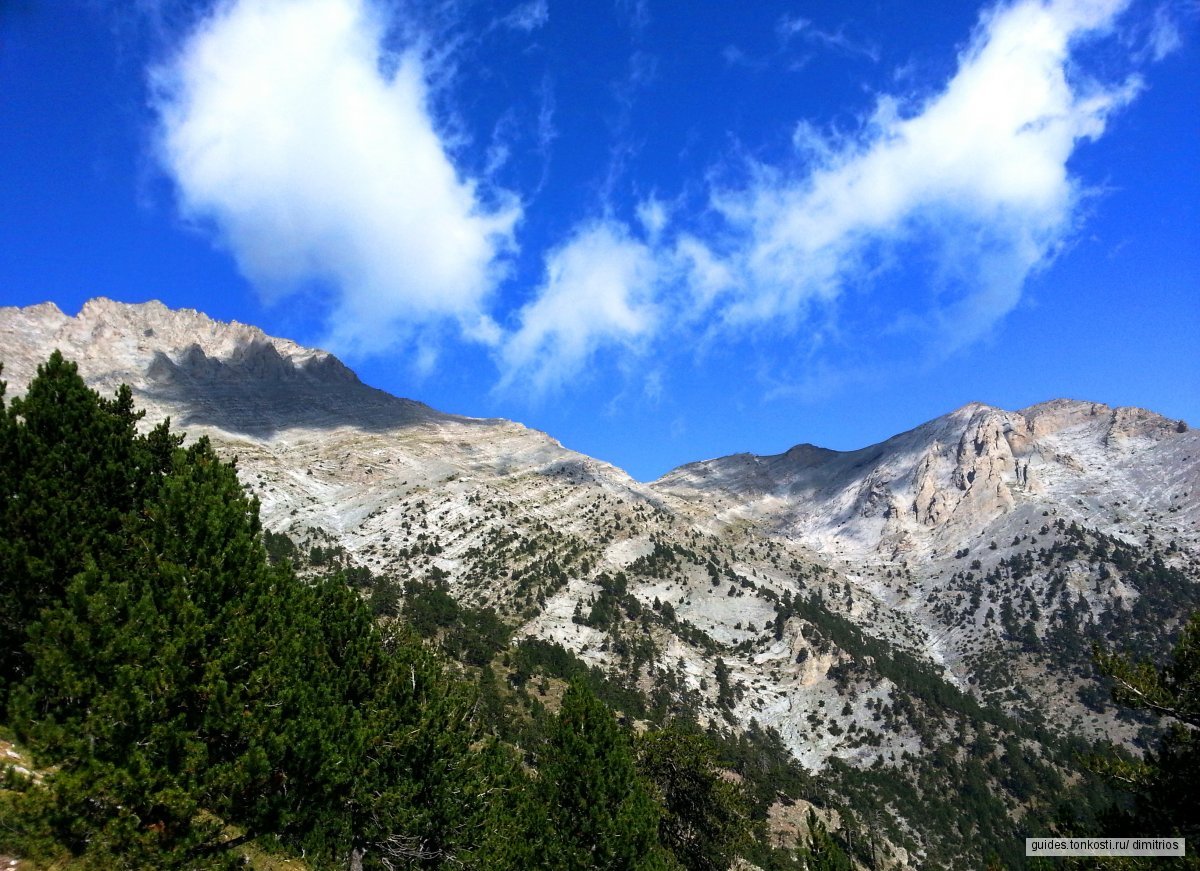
[[0, 297, 451, 434], [2, 296, 343, 386], [654, 397, 1198, 562]]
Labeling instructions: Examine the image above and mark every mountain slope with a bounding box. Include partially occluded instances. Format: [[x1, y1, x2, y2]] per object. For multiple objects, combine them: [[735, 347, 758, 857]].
[[656, 399, 1200, 736], [4, 298, 1197, 869], [655, 399, 1198, 564]]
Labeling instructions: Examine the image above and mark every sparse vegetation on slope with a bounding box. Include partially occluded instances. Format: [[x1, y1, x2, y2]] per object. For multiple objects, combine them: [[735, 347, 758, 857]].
[[0, 355, 781, 870], [4, 325, 1197, 870]]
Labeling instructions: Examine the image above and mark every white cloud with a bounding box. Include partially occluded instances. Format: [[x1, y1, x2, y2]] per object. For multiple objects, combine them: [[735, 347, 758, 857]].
[[500, 0, 549, 33], [1147, 4, 1182, 61], [536, 77, 557, 153], [636, 197, 668, 238], [776, 14, 880, 63], [500, 222, 658, 392], [496, 0, 1145, 392], [709, 0, 1140, 345], [674, 235, 735, 312], [643, 369, 664, 402], [153, 0, 519, 355]]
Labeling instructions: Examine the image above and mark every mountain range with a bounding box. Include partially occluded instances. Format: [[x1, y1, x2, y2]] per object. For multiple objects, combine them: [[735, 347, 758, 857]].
[[3, 298, 1197, 869]]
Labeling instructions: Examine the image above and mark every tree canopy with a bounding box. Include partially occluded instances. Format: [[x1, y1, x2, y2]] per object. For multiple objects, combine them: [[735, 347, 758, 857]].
[[1089, 614, 1200, 866], [0, 355, 514, 868]]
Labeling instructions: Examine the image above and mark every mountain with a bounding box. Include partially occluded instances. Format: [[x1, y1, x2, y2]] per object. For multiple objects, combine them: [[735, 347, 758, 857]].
[[2, 298, 448, 432], [4, 298, 1197, 869], [656, 399, 1198, 564], [658, 398, 1200, 746]]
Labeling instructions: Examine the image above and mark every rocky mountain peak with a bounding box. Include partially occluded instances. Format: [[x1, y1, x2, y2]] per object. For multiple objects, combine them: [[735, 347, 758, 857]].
[[657, 395, 1198, 564], [0, 298, 473, 437], [1019, 397, 1182, 442]]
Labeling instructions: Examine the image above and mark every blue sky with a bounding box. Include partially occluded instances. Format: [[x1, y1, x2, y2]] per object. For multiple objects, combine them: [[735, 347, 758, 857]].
[[1, 0, 1197, 480]]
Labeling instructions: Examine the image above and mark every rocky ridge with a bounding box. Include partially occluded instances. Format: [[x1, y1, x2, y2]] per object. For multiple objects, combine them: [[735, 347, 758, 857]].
[[3, 298, 1198, 869], [657, 399, 1198, 563]]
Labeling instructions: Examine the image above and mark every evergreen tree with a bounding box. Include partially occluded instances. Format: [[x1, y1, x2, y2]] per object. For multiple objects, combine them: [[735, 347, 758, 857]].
[[0, 352, 179, 709], [635, 722, 751, 871], [797, 810, 853, 871], [1089, 612, 1200, 866], [343, 624, 516, 869], [0, 355, 513, 869], [8, 435, 303, 864], [538, 679, 668, 870]]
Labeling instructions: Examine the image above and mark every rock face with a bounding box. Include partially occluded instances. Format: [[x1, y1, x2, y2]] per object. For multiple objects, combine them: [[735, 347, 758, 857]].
[[655, 400, 1200, 564], [3, 298, 1198, 791], [0, 298, 450, 434]]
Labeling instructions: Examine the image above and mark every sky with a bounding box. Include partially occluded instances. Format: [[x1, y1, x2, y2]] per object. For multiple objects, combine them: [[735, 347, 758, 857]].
[[1, 0, 1197, 481]]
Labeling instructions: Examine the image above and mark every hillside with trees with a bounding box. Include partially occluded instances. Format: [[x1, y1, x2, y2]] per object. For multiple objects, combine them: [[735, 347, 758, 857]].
[[2, 353, 1196, 870], [0, 354, 845, 869]]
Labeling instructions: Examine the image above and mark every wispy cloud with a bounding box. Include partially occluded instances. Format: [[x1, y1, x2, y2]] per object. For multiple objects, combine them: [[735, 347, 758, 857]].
[[706, 0, 1140, 347], [499, 0, 549, 34], [725, 11, 880, 72], [1146, 3, 1182, 60], [614, 0, 650, 36], [776, 14, 880, 63], [536, 74, 558, 155], [597, 50, 658, 206], [502, 0, 1146, 392], [500, 221, 659, 393], [153, 0, 519, 356]]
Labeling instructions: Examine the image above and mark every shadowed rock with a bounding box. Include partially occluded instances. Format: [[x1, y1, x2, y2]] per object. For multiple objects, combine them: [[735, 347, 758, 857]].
[[140, 339, 462, 437]]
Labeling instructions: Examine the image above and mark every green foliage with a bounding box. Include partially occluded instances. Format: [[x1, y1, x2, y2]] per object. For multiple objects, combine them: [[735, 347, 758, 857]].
[[402, 577, 512, 666], [713, 657, 735, 716], [1085, 612, 1200, 867], [261, 529, 298, 565], [368, 576, 403, 617], [7, 436, 279, 863], [707, 720, 810, 821], [787, 594, 992, 724], [3, 353, 787, 870], [403, 576, 461, 633], [0, 355, 520, 869], [636, 722, 752, 870], [1096, 612, 1200, 731], [509, 638, 648, 717], [536, 679, 668, 870], [797, 810, 853, 871], [0, 351, 181, 709]]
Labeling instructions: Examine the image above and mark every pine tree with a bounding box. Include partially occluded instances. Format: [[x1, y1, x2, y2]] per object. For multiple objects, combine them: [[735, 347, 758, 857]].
[[635, 722, 751, 871], [0, 352, 178, 708], [343, 623, 512, 869], [1091, 612, 1200, 864], [537, 679, 668, 870], [797, 810, 853, 871], [7, 435, 294, 864]]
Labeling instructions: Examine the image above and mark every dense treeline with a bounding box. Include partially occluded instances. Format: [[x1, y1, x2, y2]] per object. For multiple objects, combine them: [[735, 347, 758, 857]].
[[0, 354, 857, 870], [0, 354, 519, 868]]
